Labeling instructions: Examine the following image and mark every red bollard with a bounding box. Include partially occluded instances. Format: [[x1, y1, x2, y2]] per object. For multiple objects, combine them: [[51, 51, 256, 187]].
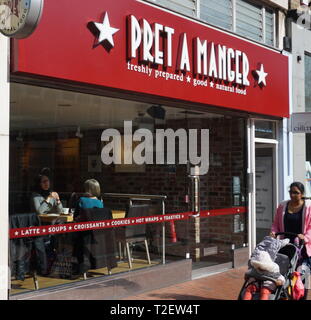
[[170, 221, 177, 243]]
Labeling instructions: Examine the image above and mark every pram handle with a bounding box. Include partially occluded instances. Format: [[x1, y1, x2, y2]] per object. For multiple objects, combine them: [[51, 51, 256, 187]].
[[274, 232, 305, 246]]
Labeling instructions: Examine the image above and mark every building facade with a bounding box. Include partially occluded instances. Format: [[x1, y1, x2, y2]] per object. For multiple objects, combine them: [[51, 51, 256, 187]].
[[285, 0, 311, 196], [0, 0, 291, 300]]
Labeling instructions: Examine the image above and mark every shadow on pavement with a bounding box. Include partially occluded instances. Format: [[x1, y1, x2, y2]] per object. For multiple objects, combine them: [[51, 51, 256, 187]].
[[143, 293, 223, 300]]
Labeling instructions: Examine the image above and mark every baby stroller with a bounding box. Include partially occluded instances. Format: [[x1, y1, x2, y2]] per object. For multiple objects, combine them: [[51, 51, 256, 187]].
[[238, 232, 305, 300]]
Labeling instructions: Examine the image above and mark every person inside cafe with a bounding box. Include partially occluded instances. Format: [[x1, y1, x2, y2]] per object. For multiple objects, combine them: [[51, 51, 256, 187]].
[[72, 179, 115, 277], [74, 179, 104, 219], [31, 173, 63, 215]]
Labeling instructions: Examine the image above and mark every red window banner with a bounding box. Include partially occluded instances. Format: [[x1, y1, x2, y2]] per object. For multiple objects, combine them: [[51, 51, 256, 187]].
[[12, 0, 289, 118], [9, 207, 246, 239]]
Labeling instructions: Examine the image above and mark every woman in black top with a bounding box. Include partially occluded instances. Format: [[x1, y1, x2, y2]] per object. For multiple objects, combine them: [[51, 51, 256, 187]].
[[271, 181, 306, 244], [283, 182, 305, 243], [30, 174, 63, 215]]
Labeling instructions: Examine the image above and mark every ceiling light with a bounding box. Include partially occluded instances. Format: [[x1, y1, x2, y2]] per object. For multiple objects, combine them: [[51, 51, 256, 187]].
[[75, 126, 83, 138]]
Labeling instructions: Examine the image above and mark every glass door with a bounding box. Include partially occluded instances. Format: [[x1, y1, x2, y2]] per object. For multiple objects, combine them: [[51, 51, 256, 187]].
[[255, 144, 277, 244], [248, 119, 279, 251]]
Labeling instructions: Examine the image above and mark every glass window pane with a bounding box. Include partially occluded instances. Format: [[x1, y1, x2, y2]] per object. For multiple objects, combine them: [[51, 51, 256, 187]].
[[236, 0, 263, 42], [144, 0, 196, 17], [200, 0, 233, 30], [9, 83, 248, 295], [265, 9, 274, 46], [305, 53, 311, 112], [255, 120, 276, 139]]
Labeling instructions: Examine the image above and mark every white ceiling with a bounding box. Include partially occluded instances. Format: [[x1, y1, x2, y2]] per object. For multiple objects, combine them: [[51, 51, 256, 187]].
[[10, 83, 223, 132]]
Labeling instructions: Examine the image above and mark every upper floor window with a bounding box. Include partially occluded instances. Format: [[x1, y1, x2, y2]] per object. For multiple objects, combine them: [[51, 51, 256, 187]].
[[305, 53, 311, 112], [234, 0, 275, 45], [236, 0, 263, 42], [200, 0, 233, 30], [145, 0, 276, 46], [145, 0, 197, 17]]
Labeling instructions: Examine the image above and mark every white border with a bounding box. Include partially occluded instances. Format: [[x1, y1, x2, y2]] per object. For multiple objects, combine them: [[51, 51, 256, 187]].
[[0, 34, 9, 300]]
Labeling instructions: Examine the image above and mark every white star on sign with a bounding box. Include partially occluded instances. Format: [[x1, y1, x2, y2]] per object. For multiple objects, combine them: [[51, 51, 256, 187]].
[[93, 12, 119, 47], [186, 76, 191, 83], [256, 64, 268, 86]]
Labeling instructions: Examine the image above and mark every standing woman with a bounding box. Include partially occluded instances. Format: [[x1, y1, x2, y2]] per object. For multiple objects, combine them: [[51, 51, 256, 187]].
[[270, 182, 311, 245], [270, 182, 311, 298], [31, 174, 63, 215]]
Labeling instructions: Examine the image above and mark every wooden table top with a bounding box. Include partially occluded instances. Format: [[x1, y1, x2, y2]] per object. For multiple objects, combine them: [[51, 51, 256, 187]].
[[38, 214, 74, 223], [112, 210, 126, 219], [38, 210, 126, 223]]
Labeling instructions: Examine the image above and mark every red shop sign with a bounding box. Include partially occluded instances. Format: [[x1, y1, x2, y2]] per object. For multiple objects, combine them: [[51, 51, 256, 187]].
[[12, 0, 289, 117]]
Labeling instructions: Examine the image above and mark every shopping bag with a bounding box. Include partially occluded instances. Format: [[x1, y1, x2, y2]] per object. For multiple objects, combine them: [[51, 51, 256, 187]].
[[292, 271, 305, 300]]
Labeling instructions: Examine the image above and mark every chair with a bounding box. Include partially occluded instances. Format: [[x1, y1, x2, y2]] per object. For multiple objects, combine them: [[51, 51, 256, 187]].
[[74, 207, 118, 278], [9, 212, 48, 290], [116, 204, 151, 269], [68, 192, 87, 216]]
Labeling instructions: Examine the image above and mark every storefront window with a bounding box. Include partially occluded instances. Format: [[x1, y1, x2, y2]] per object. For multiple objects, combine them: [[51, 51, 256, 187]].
[[9, 83, 248, 295], [255, 120, 276, 139]]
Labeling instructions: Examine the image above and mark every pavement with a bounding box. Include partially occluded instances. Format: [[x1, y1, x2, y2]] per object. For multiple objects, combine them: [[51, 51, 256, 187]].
[[123, 266, 311, 300], [123, 266, 248, 300]]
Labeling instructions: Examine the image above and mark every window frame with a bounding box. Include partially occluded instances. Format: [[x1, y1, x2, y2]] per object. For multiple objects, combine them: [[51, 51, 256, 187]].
[[144, 0, 276, 47], [304, 51, 311, 113]]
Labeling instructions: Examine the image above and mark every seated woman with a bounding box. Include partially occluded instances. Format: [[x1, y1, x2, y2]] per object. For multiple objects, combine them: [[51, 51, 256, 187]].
[[31, 174, 63, 215], [74, 179, 104, 219], [72, 179, 117, 277]]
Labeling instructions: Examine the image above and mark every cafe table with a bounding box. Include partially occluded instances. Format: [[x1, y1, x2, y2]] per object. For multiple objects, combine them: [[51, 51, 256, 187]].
[[111, 210, 126, 219], [38, 210, 126, 224], [38, 213, 74, 224]]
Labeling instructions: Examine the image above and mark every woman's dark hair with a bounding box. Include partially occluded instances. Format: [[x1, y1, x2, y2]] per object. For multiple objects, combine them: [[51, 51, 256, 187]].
[[34, 174, 51, 197], [40, 167, 51, 177], [289, 182, 305, 195]]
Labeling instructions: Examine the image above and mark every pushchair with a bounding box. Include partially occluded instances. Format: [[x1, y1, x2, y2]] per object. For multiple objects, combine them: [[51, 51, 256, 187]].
[[238, 232, 305, 300]]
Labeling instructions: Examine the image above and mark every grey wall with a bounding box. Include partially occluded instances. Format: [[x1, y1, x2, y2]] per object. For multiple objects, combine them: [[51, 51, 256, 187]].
[[291, 22, 311, 184]]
